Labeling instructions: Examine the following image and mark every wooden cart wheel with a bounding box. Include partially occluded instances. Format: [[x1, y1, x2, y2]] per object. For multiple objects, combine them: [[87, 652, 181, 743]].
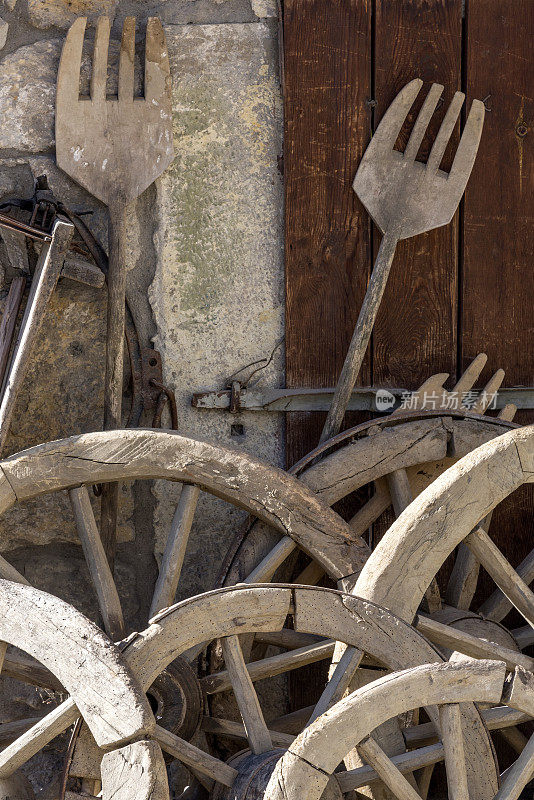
[[0, 429, 364, 796], [346, 424, 534, 786], [266, 657, 534, 800], [220, 356, 516, 603], [59, 585, 501, 798], [0, 579, 167, 800]]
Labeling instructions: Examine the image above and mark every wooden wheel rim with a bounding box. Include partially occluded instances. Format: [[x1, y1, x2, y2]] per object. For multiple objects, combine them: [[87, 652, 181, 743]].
[[0, 429, 367, 584], [265, 658, 534, 800], [354, 424, 534, 621], [67, 585, 499, 797]]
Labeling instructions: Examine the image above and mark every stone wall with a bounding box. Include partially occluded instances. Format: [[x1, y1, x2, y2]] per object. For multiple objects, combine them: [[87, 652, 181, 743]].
[[0, 1, 283, 793]]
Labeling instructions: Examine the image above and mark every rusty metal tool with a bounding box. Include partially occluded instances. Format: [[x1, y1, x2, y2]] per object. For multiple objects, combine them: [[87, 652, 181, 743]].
[[319, 79, 485, 444], [56, 16, 174, 562], [0, 216, 75, 453]]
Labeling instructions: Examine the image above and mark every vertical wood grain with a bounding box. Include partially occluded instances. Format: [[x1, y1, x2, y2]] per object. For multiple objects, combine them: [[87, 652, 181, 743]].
[[284, 0, 372, 466], [283, 0, 372, 711], [462, 0, 534, 593], [372, 0, 463, 389]]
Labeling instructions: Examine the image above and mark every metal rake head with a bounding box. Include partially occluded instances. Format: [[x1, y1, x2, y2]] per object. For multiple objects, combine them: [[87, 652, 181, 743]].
[[353, 79, 485, 240], [56, 16, 174, 206]]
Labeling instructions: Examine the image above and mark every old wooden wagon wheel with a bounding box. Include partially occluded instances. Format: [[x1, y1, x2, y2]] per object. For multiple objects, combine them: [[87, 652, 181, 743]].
[[56, 585, 503, 799], [0, 579, 168, 800], [220, 355, 515, 603], [349, 424, 534, 776], [266, 657, 534, 800]]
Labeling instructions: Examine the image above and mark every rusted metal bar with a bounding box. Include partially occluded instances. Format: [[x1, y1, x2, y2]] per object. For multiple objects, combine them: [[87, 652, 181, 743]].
[[192, 386, 534, 413]]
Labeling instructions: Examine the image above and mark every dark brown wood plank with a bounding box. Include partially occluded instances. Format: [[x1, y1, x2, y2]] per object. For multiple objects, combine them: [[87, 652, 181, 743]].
[[284, 0, 372, 467], [283, 0, 372, 711], [462, 0, 534, 598], [372, 0, 463, 390]]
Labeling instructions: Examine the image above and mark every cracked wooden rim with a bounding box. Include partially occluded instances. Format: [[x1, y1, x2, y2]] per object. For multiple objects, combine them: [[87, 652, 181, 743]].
[[66, 585, 498, 796], [265, 658, 534, 800]]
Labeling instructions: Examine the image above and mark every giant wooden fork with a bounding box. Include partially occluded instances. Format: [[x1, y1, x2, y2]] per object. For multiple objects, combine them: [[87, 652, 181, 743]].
[[321, 79, 485, 443], [56, 16, 174, 561]]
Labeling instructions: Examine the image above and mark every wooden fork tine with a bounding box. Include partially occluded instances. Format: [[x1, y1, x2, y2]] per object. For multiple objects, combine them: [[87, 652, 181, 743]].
[[145, 17, 171, 104], [427, 91, 465, 172], [57, 16, 86, 105], [366, 78, 423, 152], [452, 353, 488, 395], [449, 99, 485, 183], [404, 83, 443, 161], [469, 368, 505, 414], [118, 17, 135, 103], [91, 16, 111, 104]]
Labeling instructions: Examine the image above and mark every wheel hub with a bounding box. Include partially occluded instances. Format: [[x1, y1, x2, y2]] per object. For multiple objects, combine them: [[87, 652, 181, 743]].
[[209, 749, 343, 800], [146, 657, 204, 743]]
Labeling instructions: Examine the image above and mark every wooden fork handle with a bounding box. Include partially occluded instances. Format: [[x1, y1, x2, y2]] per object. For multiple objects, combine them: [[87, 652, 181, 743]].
[[319, 231, 399, 445], [101, 201, 130, 566]]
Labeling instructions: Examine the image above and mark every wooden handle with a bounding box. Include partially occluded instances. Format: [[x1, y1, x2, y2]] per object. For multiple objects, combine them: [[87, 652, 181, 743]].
[[101, 201, 130, 566], [319, 231, 398, 444]]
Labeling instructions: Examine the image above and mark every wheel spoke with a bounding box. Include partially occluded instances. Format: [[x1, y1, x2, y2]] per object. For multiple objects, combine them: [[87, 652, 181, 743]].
[[0, 698, 78, 777], [149, 484, 200, 618], [254, 629, 323, 650], [309, 645, 363, 723], [478, 545, 534, 623], [69, 486, 125, 641], [1, 651, 63, 691], [294, 559, 325, 586], [220, 634, 272, 754], [337, 742, 444, 793], [202, 639, 336, 694], [445, 542, 480, 610], [349, 480, 390, 536], [512, 626, 534, 649], [242, 535, 296, 584], [403, 705, 530, 749], [439, 703, 469, 800], [465, 526, 534, 628], [414, 614, 534, 672], [357, 735, 422, 800], [495, 732, 534, 800], [200, 715, 294, 747], [154, 724, 237, 788], [499, 726, 529, 754]]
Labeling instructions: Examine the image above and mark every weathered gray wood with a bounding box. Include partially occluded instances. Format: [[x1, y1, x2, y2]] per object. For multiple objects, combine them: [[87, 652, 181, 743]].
[[220, 635, 272, 754], [150, 484, 200, 617], [101, 740, 169, 800], [337, 742, 445, 793], [69, 485, 125, 641], [265, 659, 505, 800], [0, 770, 35, 800], [354, 426, 533, 622], [320, 81, 484, 443], [154, 724, 236, 787], [414, 614, 534, 672], [0, 219, 74, 453], [465, 525, 534, 628], [439, 703, 469, 800], [201, 716, 294, 748], [56, 15, 174, 564], [0, 430, 368, 582], [357, 736, 421, 800], [0, 580, 153, 749], [0, 277, 26, 392], [479, 545, 534, 622], [202, 639, 337, 694]]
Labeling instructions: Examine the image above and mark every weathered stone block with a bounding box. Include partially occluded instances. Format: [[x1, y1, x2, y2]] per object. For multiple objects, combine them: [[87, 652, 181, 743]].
[[149, 23, 284, 596], [28, 0, 117, 30]]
